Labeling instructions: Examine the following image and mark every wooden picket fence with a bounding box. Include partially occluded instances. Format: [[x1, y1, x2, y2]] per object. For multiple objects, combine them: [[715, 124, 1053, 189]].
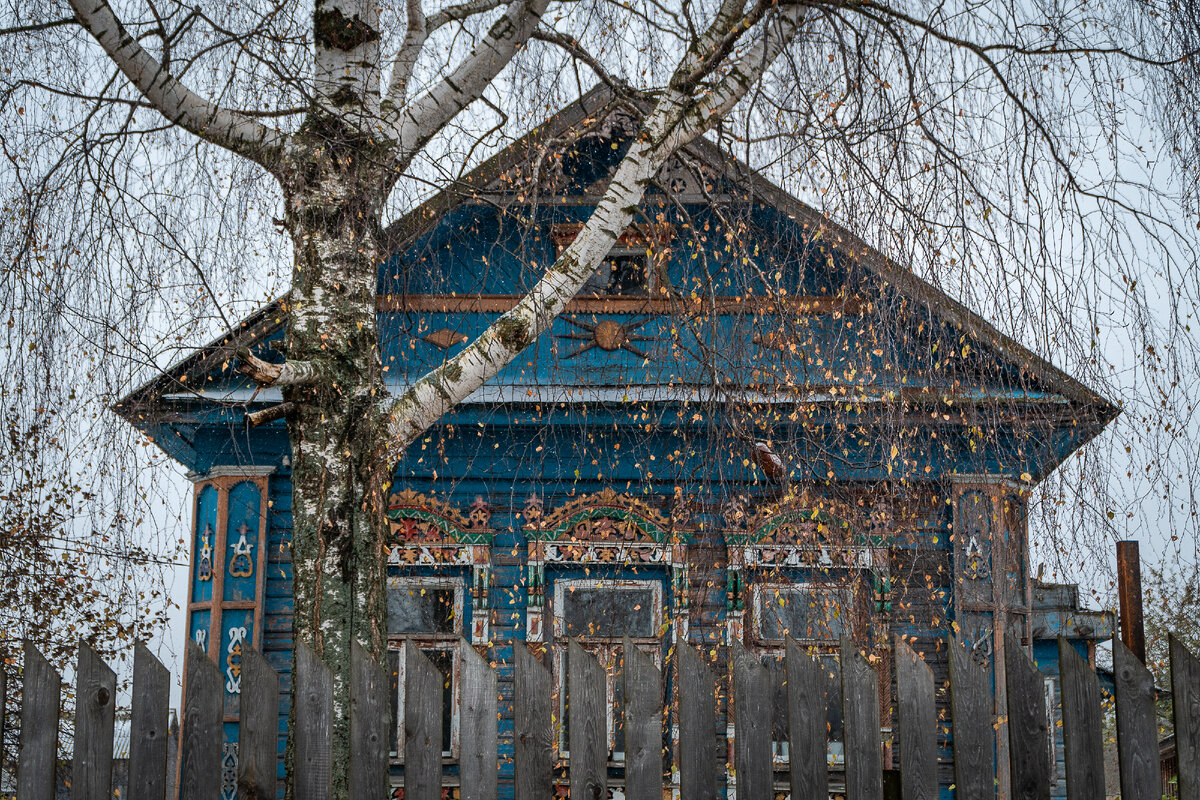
[[9, 633, 1200, 800]]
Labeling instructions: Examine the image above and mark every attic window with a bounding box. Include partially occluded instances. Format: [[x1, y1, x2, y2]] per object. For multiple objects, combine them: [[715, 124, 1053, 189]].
[[581, 248, 649, 297]]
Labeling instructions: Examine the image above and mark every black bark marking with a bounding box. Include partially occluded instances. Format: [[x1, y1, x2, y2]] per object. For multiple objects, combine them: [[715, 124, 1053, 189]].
[[314, 8, 381, 51]]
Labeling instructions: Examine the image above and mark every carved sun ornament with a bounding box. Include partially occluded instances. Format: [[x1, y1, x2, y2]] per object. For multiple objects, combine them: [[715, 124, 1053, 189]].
[[557, 316, 657, 359]]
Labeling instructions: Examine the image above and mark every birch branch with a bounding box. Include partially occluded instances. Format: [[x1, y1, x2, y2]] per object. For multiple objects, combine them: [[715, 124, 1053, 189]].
[[236, 349, 322, 387], [385, 0, 429, 111], [381, 6, 805, 456], [68, 0, 290, 170]]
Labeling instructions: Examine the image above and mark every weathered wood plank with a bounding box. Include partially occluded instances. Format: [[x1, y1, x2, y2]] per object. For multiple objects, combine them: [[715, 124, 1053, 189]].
[[514, 645, 554, 800], [404, 641, 443, 800], [894, 636, 936, 800], [294, 642, 333, 800], [677, 643, 719, 800], [72, 641, 116, 800], [17, 642, 60, 800], [179, 642, 224, 800], [349, 641, 390, 800], [129, 643, 171, 800], [1003, 635, 1049, 800], [568, 639, 607, 800], [948, 635, 992, 800], [623, 636, 663, 800], [460, 639, 498, 800], [1058, 637, 1104, 800], [786, 637, 828, 800], [1113, 638, 1160, 800], [1170, 633, 1200, 800], [733, 640, 771, 800], [841, 637, 882, 800], [238, 647, 280, 800]]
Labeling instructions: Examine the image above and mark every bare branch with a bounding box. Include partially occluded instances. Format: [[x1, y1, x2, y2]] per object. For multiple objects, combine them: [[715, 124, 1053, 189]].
[[247, 403, 295, 428], [530, 28, 645, 99], [236, 349, 321, 387], [67, 0, 291, 171], [0, 16, 76, 36]]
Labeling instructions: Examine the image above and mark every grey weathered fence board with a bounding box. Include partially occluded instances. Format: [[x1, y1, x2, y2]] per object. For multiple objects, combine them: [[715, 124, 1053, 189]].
[[179, 642, 224, 800], [841, 637, 882, 800], [513, 645, 554, 800], [948, 635, 992, 800], [786, 637, 828, 800], [622, 636, 663, 800], [349, 641, 390, 800], [677, 643, 719, 800], [403, 642, 443, 800], [894, 636, 936, 800], [1113, 637, 1160, 800], [1170, 634, 1200, 800], [129, 643, 171, 800], [1058, 637, 1105, 800], [72, 641, 117, 800], [294, 642, 333, 800], [1004, 635, 1049, 800], [18, 642, 60, 800], [568, 639, 608, 800], [459, 639, 498, 800], [238, 647, 280, 800], [732, 640, 771, 800]]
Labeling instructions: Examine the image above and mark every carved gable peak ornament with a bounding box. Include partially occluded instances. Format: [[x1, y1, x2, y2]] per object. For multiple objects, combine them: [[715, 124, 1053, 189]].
[[386, 489, 493, 545], [523, 488, 685, 543]]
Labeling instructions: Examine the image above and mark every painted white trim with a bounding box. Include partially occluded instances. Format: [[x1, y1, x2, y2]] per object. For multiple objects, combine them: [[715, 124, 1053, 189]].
[[187, 465, 276, 481]]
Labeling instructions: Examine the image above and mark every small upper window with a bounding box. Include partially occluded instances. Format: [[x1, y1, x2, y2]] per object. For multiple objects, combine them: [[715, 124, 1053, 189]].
[[754, 583, 854, 644], [580, 250, 650, 297]]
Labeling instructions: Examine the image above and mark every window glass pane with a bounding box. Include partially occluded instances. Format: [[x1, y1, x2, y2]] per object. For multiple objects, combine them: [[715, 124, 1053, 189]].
[[561, 586, 656, 638], [759, 586, 852, 642], [606, 255, 647, 294], [388, 585, 457, 635]]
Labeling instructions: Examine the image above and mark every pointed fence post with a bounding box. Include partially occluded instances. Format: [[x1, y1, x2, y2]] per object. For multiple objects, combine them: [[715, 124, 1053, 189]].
[[622, 636, 662, 800], [1058, 637, 1104, 800], [732, 640, 771, 800], [129, 643, 171, 800], [294, 642, 333, 800], [459, 640, 498, 800], [17, 642, 60, 800], [404, 641, 443, 800], [568, 639, 607, 800], [894, 637, 936, 800], [1170, 633, 1200, 800], [677, 643, 718, 800], [349, 641, 390, 800], [786, 638, 828, 800], [1004, 635, 1049, 800], [948, 635, 992, 800], [514, 645, 553, 800], [841, 637, 882, 800], [238, 647, 280, 800], [72, 641, 117, 800], [179, 641, 224, 800], [1113, 638, 1160, 800]]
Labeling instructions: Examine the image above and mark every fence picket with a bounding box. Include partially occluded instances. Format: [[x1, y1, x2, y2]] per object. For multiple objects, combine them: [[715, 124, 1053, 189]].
[[732, 640, 771, 800], [785, 637, 828, 800], [349, 641, 390, 800], [72, 641, 117, 800], [1113, 637, 1160, 800], [894, 636, 936, 800], [1170, 633, 1200, 800], [841, 637, 882, 800], [513, 645, 554, 800], [17, 642, 60, 800], [622, 635, 663, 800], [460, 639, 498, 800], [179, 641, 224, 800], [677, 643, 719, 800], [294, 642, 332, 800], [129, 643, 171, 800], [238, 647, 280, 800], [404, 641, 443, 800], [568, 638, 608, 800], [1004, 635, 1049, 800], [1058, 637, 1104, 800], [948, 635, 992, 800]]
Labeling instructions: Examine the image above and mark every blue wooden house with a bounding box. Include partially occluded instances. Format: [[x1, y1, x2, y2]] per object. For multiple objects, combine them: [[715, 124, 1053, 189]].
[[115, 89, 1118, 800]]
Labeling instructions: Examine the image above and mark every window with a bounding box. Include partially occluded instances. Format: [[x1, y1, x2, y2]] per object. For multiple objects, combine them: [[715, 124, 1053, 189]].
[[753, 583, 854, 645], [552, 579, 664, 758], [387, 576, 464, 760], [580, 249, 650, 296]]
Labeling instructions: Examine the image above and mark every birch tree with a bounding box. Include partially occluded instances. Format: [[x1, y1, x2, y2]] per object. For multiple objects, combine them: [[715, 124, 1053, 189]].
[[2, 0, 1197, 792]]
